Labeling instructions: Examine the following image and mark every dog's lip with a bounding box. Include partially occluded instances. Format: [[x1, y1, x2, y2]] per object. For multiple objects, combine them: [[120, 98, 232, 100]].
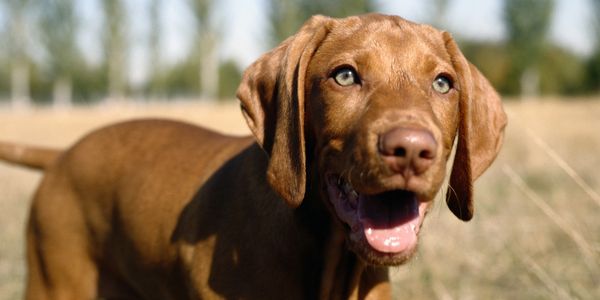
[[325, 174, 427, 257]]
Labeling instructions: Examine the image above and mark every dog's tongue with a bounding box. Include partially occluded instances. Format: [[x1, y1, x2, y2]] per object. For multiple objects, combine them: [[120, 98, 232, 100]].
[[358, 191, 419, 253]]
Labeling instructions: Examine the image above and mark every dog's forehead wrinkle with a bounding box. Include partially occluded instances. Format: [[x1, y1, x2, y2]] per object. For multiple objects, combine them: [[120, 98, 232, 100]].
[[318, 24, 448, 87], [398, 69, 419, 88], [329, 16, 423, 50], [378, 69, 425, 99]]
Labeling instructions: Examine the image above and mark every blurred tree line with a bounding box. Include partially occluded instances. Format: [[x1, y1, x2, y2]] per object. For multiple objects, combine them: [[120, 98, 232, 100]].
[[1, 0, 599, 107], [461, 0, 597, 97]]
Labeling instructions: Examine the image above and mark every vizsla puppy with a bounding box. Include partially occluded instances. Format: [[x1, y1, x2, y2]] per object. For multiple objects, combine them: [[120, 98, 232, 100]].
[[0, 14, 506, 299]]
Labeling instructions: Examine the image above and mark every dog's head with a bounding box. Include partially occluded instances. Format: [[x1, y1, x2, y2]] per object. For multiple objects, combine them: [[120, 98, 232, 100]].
[[237, 14, 507, 265]]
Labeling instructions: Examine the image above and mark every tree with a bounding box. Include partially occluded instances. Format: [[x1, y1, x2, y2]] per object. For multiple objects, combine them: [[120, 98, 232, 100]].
[[586, 0, 600, 92], [6, 0, 32, 108], [503, 0, 555, 97], [218, 60, 241, 100], [102, 0, 128, 102], [189, 0, 219, 100], [430, 0, 450, 28], [39, 0, 79, 107], [269, 0, 300, 46], [269, 0, 375, 46], [146, 0, 163, 98]]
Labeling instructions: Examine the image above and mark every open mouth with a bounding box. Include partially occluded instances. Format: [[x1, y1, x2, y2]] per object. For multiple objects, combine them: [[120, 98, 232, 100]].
[[326, 175, 426, 255]]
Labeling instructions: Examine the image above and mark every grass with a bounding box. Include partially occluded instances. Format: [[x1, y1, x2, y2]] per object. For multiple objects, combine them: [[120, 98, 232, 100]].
[[391, 98, 600, 299], [0, 98, 599, 299]]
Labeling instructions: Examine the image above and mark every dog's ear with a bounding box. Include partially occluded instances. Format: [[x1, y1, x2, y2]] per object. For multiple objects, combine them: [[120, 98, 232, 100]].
[[443, 32, 508, 221], [237, 15, 331, 208]]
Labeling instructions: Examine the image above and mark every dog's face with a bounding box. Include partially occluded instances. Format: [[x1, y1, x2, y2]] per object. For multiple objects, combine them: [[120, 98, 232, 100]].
[[238, 14, 507, 266], [305, 17, 460, 265]]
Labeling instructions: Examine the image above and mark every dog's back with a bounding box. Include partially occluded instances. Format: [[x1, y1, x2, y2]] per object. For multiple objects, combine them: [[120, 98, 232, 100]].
[[21, 119, 281, 299]]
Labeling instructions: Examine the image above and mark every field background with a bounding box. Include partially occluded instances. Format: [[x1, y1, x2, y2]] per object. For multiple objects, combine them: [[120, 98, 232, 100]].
[[0, 99, 599, 299]]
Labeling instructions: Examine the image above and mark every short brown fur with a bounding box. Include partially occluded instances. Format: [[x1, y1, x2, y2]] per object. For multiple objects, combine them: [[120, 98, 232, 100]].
[[0, 14, 506, 299]]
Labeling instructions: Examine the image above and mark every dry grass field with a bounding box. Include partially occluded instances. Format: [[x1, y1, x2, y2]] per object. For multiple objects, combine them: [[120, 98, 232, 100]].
[[0, 98, 599, 299]]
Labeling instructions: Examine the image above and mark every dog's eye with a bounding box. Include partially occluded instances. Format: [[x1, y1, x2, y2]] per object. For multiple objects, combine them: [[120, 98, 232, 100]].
[[333, 68, 359, 86], [432, 75, 453, 94]]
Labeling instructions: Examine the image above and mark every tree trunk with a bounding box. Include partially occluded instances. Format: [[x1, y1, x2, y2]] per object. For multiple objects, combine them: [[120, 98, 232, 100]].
[[103, 0, 127, 104], [199, 31, 218, 101], [53, 76, 72, 109], [108, 50, 126, 103], [11, 59, 30, 109], [520, 67, 539, 101], [10, 8, 30, 109]]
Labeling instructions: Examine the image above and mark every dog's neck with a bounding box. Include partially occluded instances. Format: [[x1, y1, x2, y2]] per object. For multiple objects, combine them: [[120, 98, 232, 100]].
[[296, 168, 365, 299], [319, 224, 365, 299]]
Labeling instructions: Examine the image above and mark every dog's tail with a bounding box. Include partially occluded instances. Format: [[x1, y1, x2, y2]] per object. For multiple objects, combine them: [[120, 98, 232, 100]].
[[0, 142, 62, 170]]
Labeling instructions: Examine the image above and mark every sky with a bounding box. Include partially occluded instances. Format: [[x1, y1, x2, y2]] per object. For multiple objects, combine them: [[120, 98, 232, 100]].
[[51, 0, 600, 84]]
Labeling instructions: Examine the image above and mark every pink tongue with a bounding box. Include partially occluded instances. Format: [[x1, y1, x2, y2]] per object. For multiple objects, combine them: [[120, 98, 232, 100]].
[[362, 217, 418, 253], [359, 193, 419, 253]]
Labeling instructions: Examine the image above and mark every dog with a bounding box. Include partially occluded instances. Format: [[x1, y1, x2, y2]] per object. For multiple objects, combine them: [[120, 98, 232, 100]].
[[0, 14, 506, 299]]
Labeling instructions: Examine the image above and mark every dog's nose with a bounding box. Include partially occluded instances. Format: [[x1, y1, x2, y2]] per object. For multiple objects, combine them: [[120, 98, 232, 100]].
[[378, 127, 437, 176]]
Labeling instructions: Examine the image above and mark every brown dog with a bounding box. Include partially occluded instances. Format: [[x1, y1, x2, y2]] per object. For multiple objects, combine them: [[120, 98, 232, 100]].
[[0, 14, 506, 299]]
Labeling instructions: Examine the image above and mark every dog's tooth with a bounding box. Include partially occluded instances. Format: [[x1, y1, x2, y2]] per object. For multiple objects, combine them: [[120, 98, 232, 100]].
[[347, 190, 358, 208], [342, 181, 352, 194], [410, 224, 416, 232]]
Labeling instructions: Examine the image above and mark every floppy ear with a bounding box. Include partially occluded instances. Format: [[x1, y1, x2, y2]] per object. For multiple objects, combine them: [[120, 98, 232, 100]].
[[443, 32, 508, 221], [236, 15, 331, 207]]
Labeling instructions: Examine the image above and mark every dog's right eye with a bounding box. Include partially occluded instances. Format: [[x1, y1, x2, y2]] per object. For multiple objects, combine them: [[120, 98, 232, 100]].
[[332, 68, 359, 86], [432, 75, 453, 94]]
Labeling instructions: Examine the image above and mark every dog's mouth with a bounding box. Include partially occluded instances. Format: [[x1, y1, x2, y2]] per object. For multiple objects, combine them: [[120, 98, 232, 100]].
[[326, 174, 428, 260]]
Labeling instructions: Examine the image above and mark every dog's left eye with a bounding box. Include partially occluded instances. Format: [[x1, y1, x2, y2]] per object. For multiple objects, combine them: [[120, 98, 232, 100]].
[[333, 68, 359, 86], [432, 75, 453, 94]]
